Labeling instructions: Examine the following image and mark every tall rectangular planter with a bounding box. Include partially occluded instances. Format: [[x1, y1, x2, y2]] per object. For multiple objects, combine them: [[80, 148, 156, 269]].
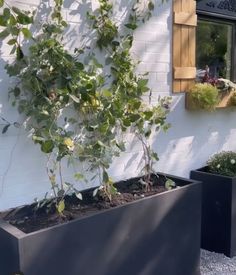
[[0, 174, 201, 275], [190, 167, 236, 257]]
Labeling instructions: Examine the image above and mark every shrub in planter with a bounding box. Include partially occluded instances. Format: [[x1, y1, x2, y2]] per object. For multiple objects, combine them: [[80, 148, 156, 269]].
[[190, 151, 236, 257], [207, 151, 236, 177]]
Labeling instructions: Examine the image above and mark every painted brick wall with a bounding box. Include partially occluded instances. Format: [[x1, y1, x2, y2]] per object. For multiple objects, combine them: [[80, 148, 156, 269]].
[[0, 0, 236, 210]]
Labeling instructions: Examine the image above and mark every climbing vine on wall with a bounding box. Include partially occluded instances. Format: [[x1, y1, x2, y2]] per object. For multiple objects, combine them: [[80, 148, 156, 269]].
[[0, 0, 171, 213]]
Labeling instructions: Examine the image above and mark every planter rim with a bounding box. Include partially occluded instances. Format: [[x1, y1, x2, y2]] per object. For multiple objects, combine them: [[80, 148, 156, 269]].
[[0, 173, 200, 238], [192, 166, 236, 179]]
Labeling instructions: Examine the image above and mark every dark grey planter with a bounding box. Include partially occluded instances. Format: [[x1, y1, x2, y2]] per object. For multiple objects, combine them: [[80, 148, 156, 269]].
[[0, 173, 201, 275], [190, 167, 236, 257]]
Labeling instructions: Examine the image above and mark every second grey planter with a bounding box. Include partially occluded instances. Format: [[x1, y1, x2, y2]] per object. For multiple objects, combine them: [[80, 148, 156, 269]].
[[190, 167, 236, 257]]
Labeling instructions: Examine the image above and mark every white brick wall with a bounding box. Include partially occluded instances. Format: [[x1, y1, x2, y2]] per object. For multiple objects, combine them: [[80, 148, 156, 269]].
[[0, 0, 236, 210]]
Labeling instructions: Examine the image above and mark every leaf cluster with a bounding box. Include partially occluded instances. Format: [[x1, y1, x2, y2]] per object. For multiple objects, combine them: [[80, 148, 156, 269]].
[[0, 0, 171, 210], [207, 151, 236, 177], [189, 83, 220, 111]]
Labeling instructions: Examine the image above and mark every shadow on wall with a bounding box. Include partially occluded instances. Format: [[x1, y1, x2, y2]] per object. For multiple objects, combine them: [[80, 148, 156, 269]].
[[131, 0, 171, 94], [113, 94, 236, 180], [152, 95, 236, 177]]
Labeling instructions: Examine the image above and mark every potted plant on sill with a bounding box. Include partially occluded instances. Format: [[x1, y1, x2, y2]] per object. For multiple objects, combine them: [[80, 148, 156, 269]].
[[190, 151, 236, 257], [186, 76, 236, 110], [0, 0, 201, 274], [185, 83, 220, 111]]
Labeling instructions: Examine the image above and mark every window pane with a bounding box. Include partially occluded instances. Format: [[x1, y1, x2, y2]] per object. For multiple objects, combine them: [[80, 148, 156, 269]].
[[196, 20, 232, 81]]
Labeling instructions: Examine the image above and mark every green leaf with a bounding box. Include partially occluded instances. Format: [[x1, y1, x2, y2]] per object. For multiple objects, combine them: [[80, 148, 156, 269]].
[[102, 89, 112, 97], [57, 200, 65, 214], [130, 114, 140, 122], [41, 140, 54, 153], [75, 62, 84, 70], [16, 46, 24, 60], [0, 15, 7, 26], [138, 79, 149, 87], [132, 101, 142, 109], [21, 28, 31, 38], [103, 170, 109, 183], [10, 44, 17, 54], [17, 13, 33, 25], [3, 8, 10, 19], [165, 179, 176, 190], [9, 15, 17, 25], [151, 152, 159, 161], [123, 118, 131, 127], [116, 142, 126, 151], [7, 38, 17, 45], [11, 26, 19, 36], [143, 111, 153, 120], [61, 20, 68, 27], [111, 41, 120, 47], [125, 23, 137, 30], [13, 87, 21, 96], [148, 1, 154, 11], [0, 29, 9, 39], [99, 123, 109, 134], [0, 0, 4, 8]]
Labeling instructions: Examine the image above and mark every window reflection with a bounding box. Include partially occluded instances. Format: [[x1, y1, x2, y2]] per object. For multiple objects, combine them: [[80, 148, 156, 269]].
[[196, 20, 232, 82]]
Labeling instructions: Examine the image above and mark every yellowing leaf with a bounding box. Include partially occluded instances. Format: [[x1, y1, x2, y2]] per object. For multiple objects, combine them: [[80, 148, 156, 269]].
[[74, 173, 84, 181], [64, 138, 74, 148], [49, 175, 56, 185], [57, 200, 65, 214]]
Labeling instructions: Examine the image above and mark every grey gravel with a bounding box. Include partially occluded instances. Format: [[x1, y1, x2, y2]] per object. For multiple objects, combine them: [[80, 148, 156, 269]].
[[201, 250, 236, 274]]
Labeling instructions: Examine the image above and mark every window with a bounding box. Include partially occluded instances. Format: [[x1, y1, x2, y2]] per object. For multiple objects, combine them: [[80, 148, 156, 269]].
[[196, 19, 233, 81], [172, 0, 236, 93], [196, 0, 236, 83]]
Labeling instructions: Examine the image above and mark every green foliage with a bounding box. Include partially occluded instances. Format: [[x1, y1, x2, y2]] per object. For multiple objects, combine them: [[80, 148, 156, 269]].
[[207, 151, 236, 177], [87, 0, 117, 49], [165, 178, 176, 190], [189, 83, 220, 111], [0, 0, 171, 210], [88, 0, 171, 190], [0, 1, 34, 59]]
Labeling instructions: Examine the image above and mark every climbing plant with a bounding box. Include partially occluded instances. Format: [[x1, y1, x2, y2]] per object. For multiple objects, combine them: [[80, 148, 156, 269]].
[[88, 0, 171, 190], [0, 0, 171, 213]]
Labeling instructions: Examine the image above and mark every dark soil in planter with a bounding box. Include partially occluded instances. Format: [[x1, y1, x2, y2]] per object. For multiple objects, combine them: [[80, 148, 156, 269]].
[[1, 174, 170, 234]]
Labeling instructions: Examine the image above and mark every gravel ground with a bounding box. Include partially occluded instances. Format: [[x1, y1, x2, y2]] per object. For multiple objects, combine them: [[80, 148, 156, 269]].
[[201, 250, 236, 275]]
